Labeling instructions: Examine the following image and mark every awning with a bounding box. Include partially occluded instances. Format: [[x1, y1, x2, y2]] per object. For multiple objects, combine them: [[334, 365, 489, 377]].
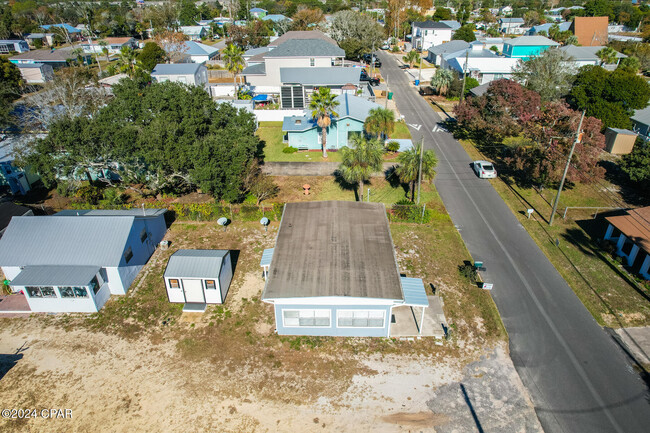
[[252, 94, 269, 101], [400, 277, 429, 307], [260, 248, 274, 267], [10, 265, 100, 287]]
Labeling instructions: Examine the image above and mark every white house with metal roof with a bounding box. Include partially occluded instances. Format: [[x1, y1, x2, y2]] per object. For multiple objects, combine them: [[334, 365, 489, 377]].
[[260, 201, 429, 337], [442, 42, 519, 85], [410, 20, 453, 51], [426, 40, 470, 65], [180, 26, 208, 41], [558, 45, 626, 69], [151, 63, 208, 88], [499, 17, 527, 35], [164, 249, 233, 312], [0, 209, 167, 313], [176, 41, 219, 63]]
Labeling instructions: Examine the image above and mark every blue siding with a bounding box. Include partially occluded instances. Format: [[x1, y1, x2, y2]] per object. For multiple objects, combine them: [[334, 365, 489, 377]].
[[504, 44, 554, 59], [273, 303, 392, 337], [286, 117, 365, 150]]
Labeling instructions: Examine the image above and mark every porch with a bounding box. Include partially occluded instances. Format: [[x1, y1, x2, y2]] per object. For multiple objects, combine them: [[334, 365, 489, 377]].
[[390, 295, 447, 338]]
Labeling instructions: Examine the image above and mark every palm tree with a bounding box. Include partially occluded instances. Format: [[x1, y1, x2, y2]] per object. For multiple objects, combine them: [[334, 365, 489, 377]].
[[395, 143, 438, 202], [117, 46, 142, 78], [596, 47, 618, 66], [339, 136, 384, 201], [402, 50, 420, 68], [99, 40, 110, 64], [309, 87, 340, 158], [430, 68, 454, 96], [364, 107, 395, 140], [222, 44, 245, 99]]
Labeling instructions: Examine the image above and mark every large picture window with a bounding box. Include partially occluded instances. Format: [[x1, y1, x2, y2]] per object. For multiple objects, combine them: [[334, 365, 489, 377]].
[[337, 310, 385, 328], [25, 286, 57, 298], [283, 309, 330, 327], [59, 286, 89, 298]]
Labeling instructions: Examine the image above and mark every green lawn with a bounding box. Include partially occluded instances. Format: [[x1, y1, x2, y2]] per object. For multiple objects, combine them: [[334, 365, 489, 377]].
[[389, 121, 413, 140], [458, 139, 650, 328]]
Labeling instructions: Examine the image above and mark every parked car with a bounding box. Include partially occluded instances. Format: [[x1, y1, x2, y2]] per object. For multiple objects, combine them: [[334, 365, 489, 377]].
[[381, 44, 390, 50], [399, 64, 410, 69], [360, 70, 380, 86], [361, 53, 382, 68], [473, 160, 497, 179]]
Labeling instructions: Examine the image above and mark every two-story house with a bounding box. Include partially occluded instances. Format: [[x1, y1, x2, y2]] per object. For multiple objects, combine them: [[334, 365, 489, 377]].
[[499, 17, 526, 35], [410, 21, 453, 51]]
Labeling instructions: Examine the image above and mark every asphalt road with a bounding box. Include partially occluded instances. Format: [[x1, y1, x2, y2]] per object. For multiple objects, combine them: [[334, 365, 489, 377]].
[[377, 51, 650, 433]]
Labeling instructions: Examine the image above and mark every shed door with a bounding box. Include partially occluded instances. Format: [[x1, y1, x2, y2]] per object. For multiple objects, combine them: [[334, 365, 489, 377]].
[[183, 279, 205, 303]]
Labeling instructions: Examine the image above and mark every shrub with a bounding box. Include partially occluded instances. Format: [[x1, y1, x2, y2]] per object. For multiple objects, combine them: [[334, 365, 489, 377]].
[[386, 141, 400, 153], [458, 263, 478, 283], [390, 199, 433, 223], [75, 185, 104, 205], [282, 146, 298, 154]]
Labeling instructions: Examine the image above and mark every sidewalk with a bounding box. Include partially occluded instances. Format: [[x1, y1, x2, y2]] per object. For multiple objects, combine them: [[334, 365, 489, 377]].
[[261, 161, 397, 176], [613, 327, 650, 365]]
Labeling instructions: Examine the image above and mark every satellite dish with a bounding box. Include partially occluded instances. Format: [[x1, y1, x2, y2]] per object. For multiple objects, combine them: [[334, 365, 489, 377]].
[[260, 217, 269, 231], [217, 217, 228, 231]]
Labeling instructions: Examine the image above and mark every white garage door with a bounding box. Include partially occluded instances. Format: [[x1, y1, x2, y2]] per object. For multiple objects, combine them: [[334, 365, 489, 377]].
[[183, 279, 204, 303]]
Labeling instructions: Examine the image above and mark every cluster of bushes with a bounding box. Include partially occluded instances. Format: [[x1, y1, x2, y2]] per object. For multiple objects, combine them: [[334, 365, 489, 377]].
[[388, 199, 433, 223]]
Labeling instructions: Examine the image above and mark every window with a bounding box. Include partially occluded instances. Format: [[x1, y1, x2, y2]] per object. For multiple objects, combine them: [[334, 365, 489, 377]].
[[124, 247, 133, 264], [205, 280, 216, 290], [59, 286, 88, 298], [283, 309, 330, 327], [310, 58, 315, 66], [89, 276, 100, 294], [337, 310, 385, 328], [140, 228, 148, 243], [25, 286, 57, 298], [169, 279, 180, 289]]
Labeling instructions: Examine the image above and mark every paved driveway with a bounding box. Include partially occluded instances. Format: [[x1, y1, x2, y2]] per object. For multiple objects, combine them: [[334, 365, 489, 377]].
[[378, 51, 650, 433]]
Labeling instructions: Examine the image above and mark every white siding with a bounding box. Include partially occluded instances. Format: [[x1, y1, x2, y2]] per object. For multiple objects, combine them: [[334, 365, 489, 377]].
[[106, 266, 126, 294], [19, 285, 98, 313], [2, 266, 21, 281], [165, 277, 186, 303], [203, 278, 221, 304]]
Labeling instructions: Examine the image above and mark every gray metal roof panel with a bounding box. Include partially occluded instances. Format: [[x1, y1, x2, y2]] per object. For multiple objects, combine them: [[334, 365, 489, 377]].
[[400, 277, 429, 307], [260, 248, 274, 267], [0, 216, 135, 267], [164, 249, 228, 279], [428, 40, 470, 56], [282, 115, 316, 131], [242, 63, 266, 75], [264, 39, 344, 58], [262, 201, 403, 300], [151, 63, 202, 75], [55, 209, 167, 218], [10, 265, 100, 287], [413, 20, 452, 29], [280, 67, 360, 85], [631, 105, 650, 126]]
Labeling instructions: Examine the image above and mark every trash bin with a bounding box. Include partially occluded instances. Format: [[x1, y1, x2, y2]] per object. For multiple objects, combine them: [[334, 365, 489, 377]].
[[388, 92, 393, 100], [414, 79, 420, 86]]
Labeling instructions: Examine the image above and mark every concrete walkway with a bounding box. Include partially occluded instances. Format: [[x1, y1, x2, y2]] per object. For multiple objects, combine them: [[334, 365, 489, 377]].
[[613, 327, 650, 365], [390, 296, 447, 338], [262, 161, 398, 177]]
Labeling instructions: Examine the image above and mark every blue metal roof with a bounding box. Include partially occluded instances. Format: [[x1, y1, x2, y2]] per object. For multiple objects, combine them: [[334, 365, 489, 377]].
[[41, 23, 80, 33], [400, 277, 429, 307], [260, 248, 274, 267]]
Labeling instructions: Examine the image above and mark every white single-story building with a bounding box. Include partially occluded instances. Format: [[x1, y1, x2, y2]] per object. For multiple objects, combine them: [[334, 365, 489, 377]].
[[151, 63, 208, 88], [164, 249, 233, 312], [261, 201, 429, 337], [180, 26, 208, 41], [16, 63, 54, 84], [603, 207, 650, 280], [81, 37, 138, 54], [0, 209, 167, 313], [0, 40, 30, 54]]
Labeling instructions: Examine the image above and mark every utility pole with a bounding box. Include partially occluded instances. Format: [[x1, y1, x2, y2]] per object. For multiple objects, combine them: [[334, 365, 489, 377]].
[[549, 110, 586, 226], [417, 50, 423, 85], [416, 139, 424, 204], [384, 72, 388, 108], [370, 41, 375, 78], [460, 49, 469, 102]]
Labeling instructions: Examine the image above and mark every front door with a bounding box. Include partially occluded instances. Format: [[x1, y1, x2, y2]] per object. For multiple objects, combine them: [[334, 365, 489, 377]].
[[183, 279, 205, 303]]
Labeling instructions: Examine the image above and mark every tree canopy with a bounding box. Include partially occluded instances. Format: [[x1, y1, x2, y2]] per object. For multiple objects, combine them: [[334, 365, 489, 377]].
[[452, 24, 477, 43], [25, 79, 260, 202], [512, 48, 576, 102], [0, 56, 22, 128], [329, 10, 384, 57], [620, 143, 650, 196], [138, 42, 167, 72]]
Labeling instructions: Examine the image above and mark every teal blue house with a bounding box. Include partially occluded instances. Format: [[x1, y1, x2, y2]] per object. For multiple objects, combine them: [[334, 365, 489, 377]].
[[282, 94, 382, 151], [503, 35, 560, 60]]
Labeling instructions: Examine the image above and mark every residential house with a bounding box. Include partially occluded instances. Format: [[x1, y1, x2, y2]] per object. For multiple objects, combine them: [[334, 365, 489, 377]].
[[81, 37, 137, 54], [278, 67, 361, 109], [262, 14, 292, 24], [250, 7, 267, 18], [603, 207, 650, 280], [267, 30, 338, 48], [479, 37, 505, 53], [0, 136, 41, 195], [443, 42, 519, 85], [282, 93, 380, 150], [631, 106, 650, 141], [604, 128, 637, 155], [426, 40, 469, 65], [558, 45, 626, 69], [176, 41, 219, 63], [502, 36, 559, 59], [24, 33, 56, 48], [16, 63, 54, 84], [0, 202, 33, 239], [0, 40, 30, 54], [499, 17, 526, 35], [180, 26, 208, 41], [164, 250, 233, 312], [151, 63, 208, 88], [527, 21, 571, 36], [0, 209, 167, 313], [546, 6, 583, 22], [570, 16, 608, 46], [40, 23, 83, 41], [260, 201, 429, 337], [9, 47, 91, 68], [242, 37, 346, 95], [439, 20, 461, 31], [410, 21, 453, 51], [98, 73, 129, 94]]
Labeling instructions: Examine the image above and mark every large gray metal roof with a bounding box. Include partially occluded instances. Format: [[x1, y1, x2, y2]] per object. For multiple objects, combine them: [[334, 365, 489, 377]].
[[262, 201, 403, 300], [412, 20, 452, 29], [264, 39, 344, 58], [55, 209, 167, 218], [269, 30, 337, 48], [631, 105, 650, 127], [242, 63, 266, 75], [164, 249, 228, 279], [0, 216, 135, 267], [280, 67, 360, 85], [558, 45, 626, 61], [428, 40, 470, 56], [10, 265, 100, 287], [151, 63, 203, 75]]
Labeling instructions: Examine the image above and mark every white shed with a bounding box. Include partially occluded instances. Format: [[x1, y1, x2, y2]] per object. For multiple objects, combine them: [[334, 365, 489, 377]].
[[164, 249, 233, 312]]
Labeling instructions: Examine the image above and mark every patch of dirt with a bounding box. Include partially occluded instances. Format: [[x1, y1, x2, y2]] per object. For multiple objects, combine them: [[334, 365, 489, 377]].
[[381, 411, 449, 427]]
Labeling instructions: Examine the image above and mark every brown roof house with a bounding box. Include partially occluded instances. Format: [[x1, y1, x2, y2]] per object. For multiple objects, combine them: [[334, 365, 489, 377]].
[[570, 16, 608, 46], [604, 206, 650, 280]]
